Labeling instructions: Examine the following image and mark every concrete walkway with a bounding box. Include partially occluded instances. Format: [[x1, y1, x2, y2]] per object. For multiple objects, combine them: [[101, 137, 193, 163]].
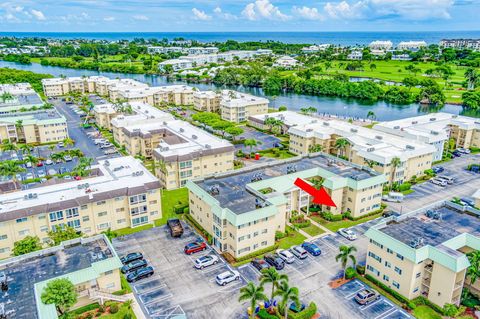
[[125, 293, 147, 319]]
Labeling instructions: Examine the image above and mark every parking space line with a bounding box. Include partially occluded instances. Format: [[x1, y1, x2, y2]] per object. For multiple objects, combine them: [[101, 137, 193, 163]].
[[201, 263, 227, 274], [142, 293, 173, 307], [136, 283, 166, 296], [344, 287, 366, 299], [359, 298, 384, 311], [132, 276, 163, 293], [319, 237, 338, 251], [284, 263, 305, 278], [374, 307, 398, 319]]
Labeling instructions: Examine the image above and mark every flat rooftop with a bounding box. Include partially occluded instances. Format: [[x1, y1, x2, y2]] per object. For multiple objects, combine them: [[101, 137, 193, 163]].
[[249, 111, 317, 128], [195, 154, 379, 215], [381, 205, 480, 249], [0, 83, 36, 96], [0, 156, 160, 218], [0, 236, 116, 319], [0, 110, 65, 124]]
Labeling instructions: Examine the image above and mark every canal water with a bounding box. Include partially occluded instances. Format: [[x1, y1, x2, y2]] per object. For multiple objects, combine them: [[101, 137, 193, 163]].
[[2, 61, 477, 121]]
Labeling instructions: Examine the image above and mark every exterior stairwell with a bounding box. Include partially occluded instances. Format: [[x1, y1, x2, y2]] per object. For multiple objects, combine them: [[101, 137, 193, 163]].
[[87, 288, 131, 304]]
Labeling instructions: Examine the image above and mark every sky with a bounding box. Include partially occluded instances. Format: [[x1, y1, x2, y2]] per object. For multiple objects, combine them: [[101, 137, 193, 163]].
[[0, 0, 478, 32]]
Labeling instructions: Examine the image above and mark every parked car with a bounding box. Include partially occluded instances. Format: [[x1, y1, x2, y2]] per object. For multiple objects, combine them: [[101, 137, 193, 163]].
[[251, 258, 271, 271], [354, 288, 380, 305], [432, 166, 444, 174], [120, 252, 143, 264], [382, 192, 404, 203], [430, 178, 447, 187], [264, 254, 285, 270], [64, 155, 73, 162], [277, 249, 295, 264], [289, 245, 308, 259], [104, 149, 117, 155], [338, 228, 357, 241], [194, 255, 219, 269], [215, 270, 240, 286], [48, 169, 57, 176], [100, 142, 113, 149], [461, 198, 476, 207], [57, 142, 64, 148], [26, 162, 32, 168], [126, 266, 154, 283], [301, 242, 322, 256], [36, 161, 43, 167], [382, 211, 400, 218], [289, 302, 306, 313], [63, 175, 73, 180], [458, 148, 471, 154], [25, 172, 34, 180], [452, 150, 462, 157], [184, 241, 207, 255], [437, 175, 454, 184], [45, 159, 53, 165], [94, 139, 106, 145], [121, 259, 148, 274], [37, 171, 46, 178]]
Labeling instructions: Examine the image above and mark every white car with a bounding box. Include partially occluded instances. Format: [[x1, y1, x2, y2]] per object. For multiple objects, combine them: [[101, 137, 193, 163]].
[[64, 155, 73, 162], [277, 249, 295, 264], [63, 175, 73, 180], [458, 148, 471, 154], [25, 172, 34, 180], [430, 178, 447, 187], [38, 171, 46, 178], [215, 270, 240, 286], [100, 142, 113, 149], [338, 228, 357, 241], [26, 162, 32, 168], [45, 159, 53, 165], [194, 255, 219, 269], [94, 139, 106, 145]]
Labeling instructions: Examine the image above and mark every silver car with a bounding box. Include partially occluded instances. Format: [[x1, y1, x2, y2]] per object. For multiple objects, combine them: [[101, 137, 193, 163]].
[[194, 255, 219, 269], [289, 245, 308, 259], [338, 228, 357, 241], [215, 270, 240, 286], [277, 249, 295, 264]]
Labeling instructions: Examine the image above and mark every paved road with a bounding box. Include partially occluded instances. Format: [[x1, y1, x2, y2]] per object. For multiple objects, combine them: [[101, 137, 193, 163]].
[[388, 153, 480, 212]]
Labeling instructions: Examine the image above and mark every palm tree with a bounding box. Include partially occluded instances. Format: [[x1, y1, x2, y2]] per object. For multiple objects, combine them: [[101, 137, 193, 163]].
[[364, 159, 377, 168], [334, 138, 350, 158], [244, 139, 261, 153], [239, 282, 268, 319], [63, 138, 75, 148], [465, 68, 479, 90], [260, 268, 288, 306], [366, 111, 376, 121], [389, 156, 402, 190], [68, 149, 84, 158], [0, 92, 14, 103], [308, 144, 323, 154], [0, 160, 26, 190], [274, 280, 300, 319], [1, 140, 17, 153], [467, 251, 480, 286], [19, 144, 31, 155], [50, 153, 64, 162], [79, 157, 93, 169], [14, 120, 24, 141], [335, 245, 357, 280], [24, 154, 39, 166]]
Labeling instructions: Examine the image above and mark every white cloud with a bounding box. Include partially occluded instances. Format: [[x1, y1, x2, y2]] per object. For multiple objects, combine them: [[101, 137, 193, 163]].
[[192, 8, 211, 21], [103, 16, 115, 21], [213, 6, 238, 20], [322, 0, 454, 20], [292, 6, 323, 20], [133, 14, 149, 21], [214, 7, 222, 14], [30, 9, 46, 21], [242, 0, 290, 21]]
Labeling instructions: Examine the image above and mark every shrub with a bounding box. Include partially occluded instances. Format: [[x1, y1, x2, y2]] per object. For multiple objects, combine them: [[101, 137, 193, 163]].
[[288, 302, 317, 319], [183, 207, 189, 214], [342, 211, 352, 220], [275, 231, 286, 240], [235, 244, 279, 263], [407, 301, 417, 310], [257, 309, 279, 319], [109, 303, 119, 314], [443, 303, 465, 317], [413, 296, 445, 314], [356, 264, 365, 275], [345, 267, 356, 279], [365, 274, 410, 305], [98, 305, 106, 313], [398, 183, 411, 192], [123, 314, 133, 319]]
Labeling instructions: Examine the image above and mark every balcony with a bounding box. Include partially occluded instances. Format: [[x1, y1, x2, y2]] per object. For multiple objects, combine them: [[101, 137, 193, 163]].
[[424, 263, 433, 273], [454, 280, 463, 290]]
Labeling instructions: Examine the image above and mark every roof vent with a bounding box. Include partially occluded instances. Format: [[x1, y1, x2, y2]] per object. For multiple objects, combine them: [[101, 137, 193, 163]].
[[192, 134, 197, 140], [24, 193, 38, 200], [375, 135, 383, 140], [180, 128, 185, 133], [350, 128, 358, 133], [430, 118, 436, 121], [406, 145, 415, 150], [306, 128, 313, 132], [412, 121, 418, 124], [367, 147, 375, 152], [205, 144, 211, 149], [323, 122, 329, 126], [393, 126, 400, 129]]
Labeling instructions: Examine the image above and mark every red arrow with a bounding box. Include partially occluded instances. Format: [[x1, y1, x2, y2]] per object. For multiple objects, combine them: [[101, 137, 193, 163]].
[[294, 178, 337, 207]]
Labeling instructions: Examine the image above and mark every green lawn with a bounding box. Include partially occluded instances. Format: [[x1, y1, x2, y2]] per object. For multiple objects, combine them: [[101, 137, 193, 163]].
[[68, 301, 136, 319], [413, 305, 442, 319], [115, 224, 153, 237], [301, 223, 325, 237], [277, 226, 307, 249], [157, 187, 189, 226], [258, 148, 296, 159], [310, 213, 383, 232]]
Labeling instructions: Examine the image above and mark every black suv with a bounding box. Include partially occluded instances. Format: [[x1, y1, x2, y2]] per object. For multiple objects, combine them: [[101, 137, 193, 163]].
[[121, 259, 148, 274], [251, 258, 271, 271], [264, 254, 285, 270], [120, 252, 143, 264], [126, 266, 154, 282]]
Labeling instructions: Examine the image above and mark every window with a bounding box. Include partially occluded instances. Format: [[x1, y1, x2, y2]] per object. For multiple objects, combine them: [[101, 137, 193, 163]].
[[179, 161, 192, 169], [367, 265, 380, 276], [114, 196, 124, 201], [0, 235, 7, 240], [38, 214, 46, 220], [150, 211, 158, 216], [385, 261, 391, 268], [261, 241, 267, 246], [413, 287, 419, 293], [40, 226, 49, 232], [416, 272, 421, 278], [253, 231, 259, 237], [82, 216, 90, 222], [129, 194, 147, 204], [67, 220, 81, 229], [132, 216, 148, 226], [0, 248, 10, 254], [394, 267, 402, 275], [368, 252, 382, 263], [98, 211, 107, 217], [81, 205, 88, 210], [238, 247, 251, 254], [238, 236, 245, 242], [96, 200, 106, 206], [117, 219, 126, 224], [370, 239, 383, 249], [396, 253, 404, 261], [387, 248, 393, 254], [97, 222, 110, 230], [19, 229, 30, 236], [262, 229, 267, 234], [393, 281, 400, 289], [383, 275, 389, 282], [104, 270, 113, 275], [115, 208, 125, 213], [16, 217, 28, 223], [66, 208, 79, 218]]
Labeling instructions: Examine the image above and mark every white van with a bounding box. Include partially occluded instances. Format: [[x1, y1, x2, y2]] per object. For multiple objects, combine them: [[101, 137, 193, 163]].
[[437, 175, 455, 184], [382, 192, 404, 203]]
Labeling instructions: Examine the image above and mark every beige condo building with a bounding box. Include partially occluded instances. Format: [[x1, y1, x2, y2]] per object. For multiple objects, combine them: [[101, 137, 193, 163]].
[[365, 201, 480, 307], [0, 156, 161, 259], [187, 154, 386, 258], [220, 91, 269, 123], [193, 90, 221, 112]]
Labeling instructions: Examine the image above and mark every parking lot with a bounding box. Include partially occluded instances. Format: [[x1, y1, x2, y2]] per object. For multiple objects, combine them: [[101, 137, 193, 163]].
[[113, 217, 410, 319], [235, 126, 282, 152], [389, 153, 480, 212]]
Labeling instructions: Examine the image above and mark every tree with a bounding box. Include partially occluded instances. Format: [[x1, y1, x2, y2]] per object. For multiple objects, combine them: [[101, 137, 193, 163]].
[[389, 157, 402, 190], [308, 144, 323, 153], [274, 280, 300, 319], [467, 251, 480, 285], [13, 236, 43, 256], [335, 245, 357, 280], [1, 139, 17, 152], [366, 111, 376, 121], [225, 126, 244, 141], [19, 143, 32, 154], [41, 278, 78, 315], [244, 139, 261, 153], [364, 159, 378, 168], [465, 68, 479, 90], [278, 105, 287, 111], [334, 138, 350, 158], [239, 282, 267, 319], [47, 227, 82, 246], [0, 92, 14, 103], [63, 137, 75, 148], [211, 120, 233, 137], [260, 267, 288, 305], [0, 160, 26, 189], [369, 63, 377, 71]]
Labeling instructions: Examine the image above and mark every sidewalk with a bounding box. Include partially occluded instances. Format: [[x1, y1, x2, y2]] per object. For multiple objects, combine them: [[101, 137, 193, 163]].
[[125, 293, 147, 319]]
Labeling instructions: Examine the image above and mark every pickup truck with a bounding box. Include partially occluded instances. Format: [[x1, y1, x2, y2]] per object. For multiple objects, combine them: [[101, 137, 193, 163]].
[[167, 219, 184, 237]]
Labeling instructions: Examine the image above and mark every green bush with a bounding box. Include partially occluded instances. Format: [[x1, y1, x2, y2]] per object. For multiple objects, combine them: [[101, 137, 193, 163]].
[[184, 213, 213, 244], [407, 301, 417, 310], [288, 302, 317, 319], [345, 267, 356, 279], [174, 204, 187, 214], [235, 244, 279, 263], [365, 274, 411, 305], [123, 314, 133, 319], [275, 231, 286, 240], [398, 183, 411, 192], [183, 207, 189, 214], [68, 303, 100, 316], [356, 264, 365, 275], [413, 296, 445, 314], [321, 211, 343, 221], [470, 147, 480, 154], [109, 303, 119, 314], [97, 305, 106, 313], [257, 309, 279, 319]]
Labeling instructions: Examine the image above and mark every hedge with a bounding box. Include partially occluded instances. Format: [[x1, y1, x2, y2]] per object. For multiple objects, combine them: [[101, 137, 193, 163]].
[[413, 296, 445, 315], [288, 302, 318, 319], [184, 213, 213, 244], [364, 274, 411, 305], [235, 244, 279, 263], [257, 309, 279, 319]]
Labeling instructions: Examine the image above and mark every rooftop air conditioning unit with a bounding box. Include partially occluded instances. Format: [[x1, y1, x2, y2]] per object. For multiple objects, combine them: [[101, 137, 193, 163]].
[[375, 135, 383, 140], [180, 128, 184, 132], [412, 121, 418, 124], [430, 131, 439, 135], [306, 128, 313, 132], [367, 147, 375, 152], [406, 145, 415, 150], [393, 126, 400, 129], [323, 122, 329, 126], [192, 135, 197, 139], [350, 128, 358, 133], [430, 118, 436, 121]]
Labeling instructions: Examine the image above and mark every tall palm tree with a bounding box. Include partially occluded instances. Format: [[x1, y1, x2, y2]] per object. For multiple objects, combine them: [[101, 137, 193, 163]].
[[335, 245, 357, 280], [274, 280, 300, 319], [260, 268, 288, 306], [239, 282, 267, 319], [389, 157, 402, 190], [465, 68, 479, 90], [244, 139, 261, 153], [334, 138, 350, 158], [364, 159, 377, 168], [50, 153, 64, 162], [24, 154, 39, 166], [308, 144, 323, 154], [0, 92, 14, 103], [19, 144, 31, 155], [2, 140, 17, 153], [63, 138, 75, 148], [68, 149, 84, 158], [15, 120, 24, 141], [79, 157, 93, 169], [0, 160, 26, 190]]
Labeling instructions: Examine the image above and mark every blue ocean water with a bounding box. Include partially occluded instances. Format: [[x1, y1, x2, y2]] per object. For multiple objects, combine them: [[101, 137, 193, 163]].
[[1, 31, 479, 45]]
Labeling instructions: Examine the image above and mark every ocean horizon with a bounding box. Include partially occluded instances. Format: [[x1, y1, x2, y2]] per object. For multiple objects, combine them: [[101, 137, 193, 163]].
[[1, 31, 480, 45]]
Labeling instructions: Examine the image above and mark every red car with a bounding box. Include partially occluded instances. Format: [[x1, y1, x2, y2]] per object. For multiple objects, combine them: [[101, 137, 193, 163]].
[[74, 176, 81, 181], [184, 241, 207, 255], [36, 162, 43, 167]]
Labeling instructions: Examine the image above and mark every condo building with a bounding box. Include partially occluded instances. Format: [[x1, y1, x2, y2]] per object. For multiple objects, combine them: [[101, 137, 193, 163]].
[[273, 56, 300, 68], [0, 156, 161, 259], [187, 154, 386, 258], [397, 41, 427, 51], [248, 111, 317, 133], [369, 40, 393, 50], [193, 90, 221, 112], [0, 234, 123, 319], [365, 201, 480, 307], [288, 119, 435, 184], [440, 39, 480, 51], [220, 91, 269, 123], [374, 113, 480, 162], [0, 83, 44, 114]]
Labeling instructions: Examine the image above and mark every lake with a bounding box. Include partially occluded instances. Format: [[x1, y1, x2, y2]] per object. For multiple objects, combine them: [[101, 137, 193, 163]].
[[1, 61, 477, 121]]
